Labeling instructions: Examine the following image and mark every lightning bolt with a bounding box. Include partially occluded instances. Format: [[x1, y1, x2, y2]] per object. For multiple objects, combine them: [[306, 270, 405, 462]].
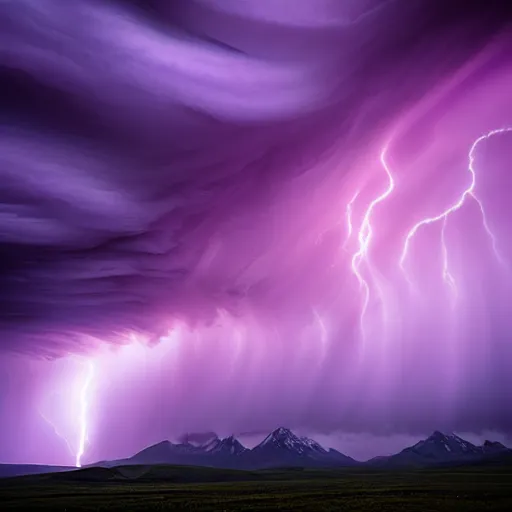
[[313, 308, 328, 346], [39, 410, 75, 457], [441, 217, 457, 301], [75, 361, 95, 468], [472, 193, 506, 268], [317, 189, 360, 250], [399, 127, 510, 292], [312, 308, 329, 364], [350, 144, 396, 336], [342, 189, 360, 250]]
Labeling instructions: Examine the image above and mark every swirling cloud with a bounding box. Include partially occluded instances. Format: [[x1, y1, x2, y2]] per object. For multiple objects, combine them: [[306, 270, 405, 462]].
[[0, 0, 511, 464]]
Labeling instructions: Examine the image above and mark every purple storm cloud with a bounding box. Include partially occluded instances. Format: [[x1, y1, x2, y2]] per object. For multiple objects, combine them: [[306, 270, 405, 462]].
[[0, 0, 512, 466]]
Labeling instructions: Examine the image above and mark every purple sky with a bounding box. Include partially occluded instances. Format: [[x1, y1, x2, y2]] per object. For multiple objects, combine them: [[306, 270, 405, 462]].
[[1, 0, 512, 465]]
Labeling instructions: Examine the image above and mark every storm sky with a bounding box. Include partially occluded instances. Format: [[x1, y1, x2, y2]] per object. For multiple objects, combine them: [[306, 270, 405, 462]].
[[0, 0, 512, 465]]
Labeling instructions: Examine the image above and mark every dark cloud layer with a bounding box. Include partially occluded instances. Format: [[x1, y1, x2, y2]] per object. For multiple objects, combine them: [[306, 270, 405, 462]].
[[0, 0, 507, 350]]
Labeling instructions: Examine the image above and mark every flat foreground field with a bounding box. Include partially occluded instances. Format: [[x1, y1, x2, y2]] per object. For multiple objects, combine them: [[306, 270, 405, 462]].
[[1, 465, 511, 511]]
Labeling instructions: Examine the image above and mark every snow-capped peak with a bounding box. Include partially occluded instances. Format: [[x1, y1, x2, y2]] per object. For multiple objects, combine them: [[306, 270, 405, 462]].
[[410, 431, 480, 456], [272, 427, 294, 438], [203, 435, 247, 455], [261, 427, 299, 445], [258, 428, 328, 455]]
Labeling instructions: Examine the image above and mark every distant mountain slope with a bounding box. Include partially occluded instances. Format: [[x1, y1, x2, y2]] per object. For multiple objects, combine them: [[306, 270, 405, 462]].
[[481, 440, 510, 456], [0, 464, 73, 479], [369, 431, 511, 468], [123, 434, 250, 469]]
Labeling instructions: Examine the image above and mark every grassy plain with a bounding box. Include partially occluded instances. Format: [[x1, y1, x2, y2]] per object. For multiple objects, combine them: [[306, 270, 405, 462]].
[[1, 464, 511, 511]]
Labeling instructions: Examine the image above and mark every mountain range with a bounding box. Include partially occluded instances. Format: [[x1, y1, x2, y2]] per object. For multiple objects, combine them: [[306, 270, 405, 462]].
[[95, 427, 358, 470], [94, 428, 510, 471], [1, 428, 510, 478]]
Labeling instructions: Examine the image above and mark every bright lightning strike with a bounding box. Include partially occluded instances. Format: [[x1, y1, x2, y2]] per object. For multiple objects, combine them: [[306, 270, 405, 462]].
[[399, 127, 511, 290], [75, 361, 95, 468], [350, 144, 396, 336]]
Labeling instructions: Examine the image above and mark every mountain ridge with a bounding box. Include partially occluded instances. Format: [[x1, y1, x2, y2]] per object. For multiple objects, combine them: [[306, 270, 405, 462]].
[[97, 428, 509, 471], [368, 430, 510, 468], [95, 427, 358, 471], [2, 428, 509, 478]]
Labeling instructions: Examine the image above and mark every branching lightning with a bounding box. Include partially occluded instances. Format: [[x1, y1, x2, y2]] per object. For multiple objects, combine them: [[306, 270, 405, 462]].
[[313, 308, 328, 346], [342, 127, 509, 341], [75, 361, 95, 468], [441, 217, 457, 301], [317, 189, 360, 250], [39, 410, 75, 457], [350, 144, 396, 336], [312, 308, 329, 364], [472, 193, 506, 268], [399, 127, 510, 292], [342, 189, 360, 250]]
